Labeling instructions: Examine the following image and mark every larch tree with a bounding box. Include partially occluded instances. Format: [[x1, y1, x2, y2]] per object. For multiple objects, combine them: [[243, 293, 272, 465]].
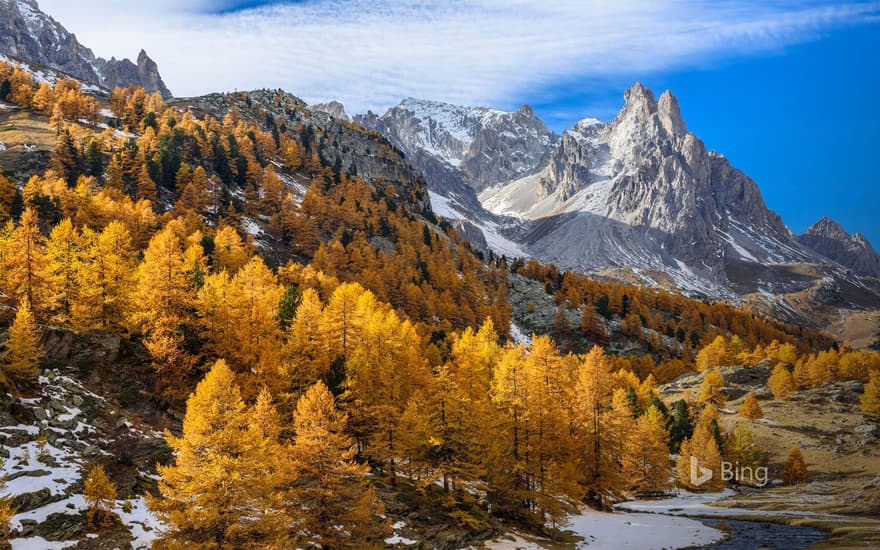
[[135, 163, 157, 205], [282, 288, 327, 396], [289, 381, 388, 548], [320, 282, 366, 362], [696, 335, 730, 372], [489, 344, 530, 515], [738, 394, 763, 419], [83, 464, 117, 526], [782, 446, 808, 485], [699, 368, 727, 405], [73, 222, 136, 331], [677, 409, 725, 491], [768, 364, 796, 400], [212, 224, 248, 274], [44, 218, 82, 324], [860, 370, 880, 416], [2, 301, 42, 386], [1, 208, 49, 317], [574, 345, 617, 505], [151, 360, 270, 547], [623, 404, 672, 495]]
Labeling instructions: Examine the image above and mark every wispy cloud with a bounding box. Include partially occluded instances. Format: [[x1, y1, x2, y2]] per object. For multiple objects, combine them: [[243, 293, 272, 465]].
[[38, 0, 880, 115]]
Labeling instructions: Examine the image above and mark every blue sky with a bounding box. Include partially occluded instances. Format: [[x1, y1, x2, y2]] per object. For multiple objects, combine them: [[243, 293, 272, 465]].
[[40, 0, 880, 244]]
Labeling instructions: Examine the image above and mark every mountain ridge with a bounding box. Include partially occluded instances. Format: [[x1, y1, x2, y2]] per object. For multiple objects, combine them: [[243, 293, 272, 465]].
[[350, 83, 880, 327], [0, 0, 172, 97]]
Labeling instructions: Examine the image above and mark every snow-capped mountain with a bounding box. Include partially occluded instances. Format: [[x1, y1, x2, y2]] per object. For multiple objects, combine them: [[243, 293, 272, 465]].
[[798, 217, 880, 277], [0, 0, 171, 97], [355, 83, 880, 311]]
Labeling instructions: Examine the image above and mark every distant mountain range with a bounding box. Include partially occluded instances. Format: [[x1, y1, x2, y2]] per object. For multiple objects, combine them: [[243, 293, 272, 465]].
[[0, 0, 171, 97], [346, 85, 880, 325]]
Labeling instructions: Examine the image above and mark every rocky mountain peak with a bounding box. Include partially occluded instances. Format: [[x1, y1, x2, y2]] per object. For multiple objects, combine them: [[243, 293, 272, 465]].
[[658, 89, 687, 137], [798, 217, 880, 276], [622, 81, 657, 116], [0, 0, 172, 97], [804, 217, 847, 239], [310, 100, 350, 121]]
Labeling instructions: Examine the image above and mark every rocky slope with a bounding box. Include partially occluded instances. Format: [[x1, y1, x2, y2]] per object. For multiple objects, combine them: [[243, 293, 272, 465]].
[[798, 217, 880, 277], [0, 0, 171, 97]]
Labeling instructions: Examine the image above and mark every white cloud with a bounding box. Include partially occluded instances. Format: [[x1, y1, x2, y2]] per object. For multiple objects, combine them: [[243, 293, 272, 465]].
[[36, 0, 880, 115]]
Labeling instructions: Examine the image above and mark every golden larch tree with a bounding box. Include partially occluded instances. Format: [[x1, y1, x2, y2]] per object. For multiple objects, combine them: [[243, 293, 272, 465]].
[[624, 404, 672, 495], [768, 364, 796, 400], [290, 381, 388, 547], [84, 464, 117, 526], [860, 370, 880, 416], [738, 393, 763, 419], [3, 301, 42, 386], [150, 359, 269, 547], [782, 446, 808, 485], [44, 218, 82, 324]]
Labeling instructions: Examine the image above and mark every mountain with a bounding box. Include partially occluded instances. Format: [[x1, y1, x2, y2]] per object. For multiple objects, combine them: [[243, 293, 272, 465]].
[[798, 217, 880, 277], [0, 0, 171, 97], [310, 100, 350, 121], [357, 84, 880, 314]]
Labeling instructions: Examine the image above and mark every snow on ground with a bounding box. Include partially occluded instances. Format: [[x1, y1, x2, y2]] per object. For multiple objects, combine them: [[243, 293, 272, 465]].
[[616, 489, 829, 519], [428, 191, 527, 259], [114, 497, 165, 550], [566, 508, 723, 549], [10, 496, 87, 531], [484, 505, 723, 549], [8, 536, 77, 550], [428, 191, 463, 221]]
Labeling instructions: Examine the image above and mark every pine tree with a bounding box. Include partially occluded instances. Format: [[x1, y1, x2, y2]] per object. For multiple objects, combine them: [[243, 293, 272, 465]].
[[768, 364, 796, 400], [290, 381, 388, 547], [84, 464, 117, 526], [782, 446, 808, 485], [738, 393, 763, 419], [668, 399, 693, 452], [2, 301, 41, 386]]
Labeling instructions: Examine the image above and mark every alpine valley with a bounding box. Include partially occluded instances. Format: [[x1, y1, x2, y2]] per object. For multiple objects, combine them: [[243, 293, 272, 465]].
[[1, 1, 880, 550]]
